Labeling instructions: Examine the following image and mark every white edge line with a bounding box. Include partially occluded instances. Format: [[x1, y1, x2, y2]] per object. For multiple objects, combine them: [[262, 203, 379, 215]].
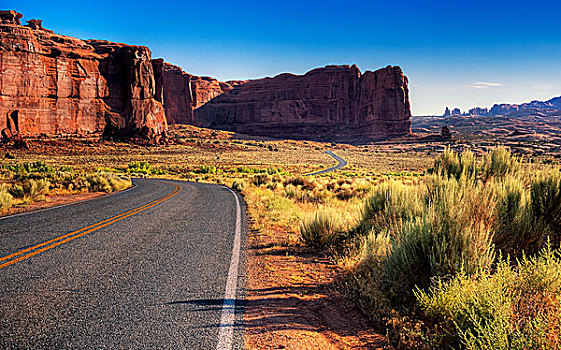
[[0, 181, 137, 221], [216, 187, 242, 350]]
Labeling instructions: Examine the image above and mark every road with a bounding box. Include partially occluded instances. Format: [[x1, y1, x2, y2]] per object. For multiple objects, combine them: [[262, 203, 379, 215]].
[[0, 179, 245, 349], [306, 150, 347, 175]]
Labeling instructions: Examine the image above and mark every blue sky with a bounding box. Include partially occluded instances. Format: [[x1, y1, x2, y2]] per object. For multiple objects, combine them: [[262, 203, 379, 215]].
[[5, 0, 561, 115]]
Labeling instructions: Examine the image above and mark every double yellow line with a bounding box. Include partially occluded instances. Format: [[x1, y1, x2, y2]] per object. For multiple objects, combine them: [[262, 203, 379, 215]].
[[0, 184, 181, 271]]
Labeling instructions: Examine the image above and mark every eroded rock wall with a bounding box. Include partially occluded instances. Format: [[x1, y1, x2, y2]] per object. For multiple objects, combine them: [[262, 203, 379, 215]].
[[84, 40, 166, 141], [0, 11, 108, 139], [193, 65, 411, 140], [0, 11, 166, 141], [152, 60, 194, 125]]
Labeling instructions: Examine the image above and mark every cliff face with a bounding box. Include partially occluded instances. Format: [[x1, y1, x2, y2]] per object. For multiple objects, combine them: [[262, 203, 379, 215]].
[[152, 60, 194, 125], [0, 9, 410, 142], [151, 61, 243, 126], [193, 65, 411, 140], [0, 11, 166, 141], [86, 40, 166, 140]]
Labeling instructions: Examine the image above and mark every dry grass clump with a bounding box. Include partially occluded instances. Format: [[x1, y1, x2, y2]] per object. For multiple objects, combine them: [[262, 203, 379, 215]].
[[300, 207, 352, 248], [0, 160, 132, 212], [416, 245, 561, 349], [293, 147, 561, 348], [0, 186, 13, 211]]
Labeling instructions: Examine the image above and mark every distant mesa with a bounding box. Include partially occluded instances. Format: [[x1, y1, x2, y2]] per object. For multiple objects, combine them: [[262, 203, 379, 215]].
[[0, 10, 412, 143], [442, 95, 561, 119]]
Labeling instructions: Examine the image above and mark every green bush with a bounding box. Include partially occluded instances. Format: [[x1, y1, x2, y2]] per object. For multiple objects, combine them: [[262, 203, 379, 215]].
[[416, 245, 561, 349], [300, 208, 347, 248], [128, 161, 151, 174], [483, 146, 521, 179], [198, 165, 218, 174]]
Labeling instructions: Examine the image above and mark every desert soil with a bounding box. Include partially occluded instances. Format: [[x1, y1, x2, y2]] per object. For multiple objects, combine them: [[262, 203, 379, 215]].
[[244, 224, 390, 349]]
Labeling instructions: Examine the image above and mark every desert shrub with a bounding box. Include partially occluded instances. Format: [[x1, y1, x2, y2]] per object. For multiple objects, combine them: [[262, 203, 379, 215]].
[[24, 178, 51, 199], [232, 180, 246, 192], [355, 176, 496, 308], [356, 180, 425, 235], [432, 147, 461, 178], [300, 208, 347, 248], [86, 174, 112, 192], [483, 146, 521, 179], [492, 175, 537, 254], [252, 174, 271, 186], [266, 167, 282, 175], [85, 173, 129, 193], [0, 186, 13, 210], [8, 184, 25, 199], [198, 164, 218, 174], [416, 245, 561, 349], [492, 172, 561, 255], [128, 161, 151, 174], [105, 174, 131, 192], [529, 172, 561, 247], [284, 184, 304, 201], [286, 175, 307, 187]]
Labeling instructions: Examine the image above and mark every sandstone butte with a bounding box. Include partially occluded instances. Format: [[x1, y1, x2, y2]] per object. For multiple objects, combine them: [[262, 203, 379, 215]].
[[0, 10, 166, 141], [0, 10, 412, 142], [193, 65, 412, 140]]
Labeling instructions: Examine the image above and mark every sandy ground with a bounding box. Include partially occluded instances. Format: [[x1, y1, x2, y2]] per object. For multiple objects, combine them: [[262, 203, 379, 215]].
[[244, 226, 390, 350]]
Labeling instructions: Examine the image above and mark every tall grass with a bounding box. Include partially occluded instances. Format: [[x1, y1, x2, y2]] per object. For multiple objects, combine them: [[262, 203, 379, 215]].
[[416, 245, 561, 349], [300, 208, 349, 248], [0, 186, 13, 210], [294, 147, 561, 347]]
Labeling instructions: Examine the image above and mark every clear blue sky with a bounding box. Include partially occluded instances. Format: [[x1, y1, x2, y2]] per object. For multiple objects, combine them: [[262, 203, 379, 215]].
[[5, 0, 561, 115]]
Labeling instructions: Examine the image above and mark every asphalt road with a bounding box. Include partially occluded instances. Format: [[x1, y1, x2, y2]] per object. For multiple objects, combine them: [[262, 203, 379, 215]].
[[306, 150, 347, 175], [0, 179, 245, 349]]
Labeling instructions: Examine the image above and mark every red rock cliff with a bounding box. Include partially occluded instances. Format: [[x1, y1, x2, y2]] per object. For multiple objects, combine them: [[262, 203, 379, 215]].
[[152, 60, 194, 124], [86, 40, 166, 140], [193, 65, 411, 140], [0, 11, 166, 141], [151, 61, 243, 125]]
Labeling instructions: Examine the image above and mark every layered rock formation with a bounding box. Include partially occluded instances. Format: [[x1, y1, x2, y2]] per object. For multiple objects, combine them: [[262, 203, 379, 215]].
[[0, 9, 411, 142], [193, 65, 411, 140], [0, 11, 166, 141], [151, 61, 245, 125], [86, 40, 166, 140]]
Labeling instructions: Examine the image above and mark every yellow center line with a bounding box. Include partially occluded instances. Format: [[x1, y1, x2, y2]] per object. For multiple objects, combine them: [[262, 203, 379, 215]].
[[0, 184, 181, 271]]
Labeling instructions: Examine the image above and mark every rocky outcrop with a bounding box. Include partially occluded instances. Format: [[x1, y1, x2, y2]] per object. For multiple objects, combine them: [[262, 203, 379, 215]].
[[191, 76, 234, 109], [193, 65, 411, 140], [152, 60, 194, 124], [151, 61, 245, 125], [0, 11, 166, 141], [86, 40, 166, 140]]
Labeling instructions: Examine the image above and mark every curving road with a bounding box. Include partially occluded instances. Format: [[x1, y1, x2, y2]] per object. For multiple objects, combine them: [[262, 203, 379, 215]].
[[306, 150, 347, 176], [0, 179, 245, 349]]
